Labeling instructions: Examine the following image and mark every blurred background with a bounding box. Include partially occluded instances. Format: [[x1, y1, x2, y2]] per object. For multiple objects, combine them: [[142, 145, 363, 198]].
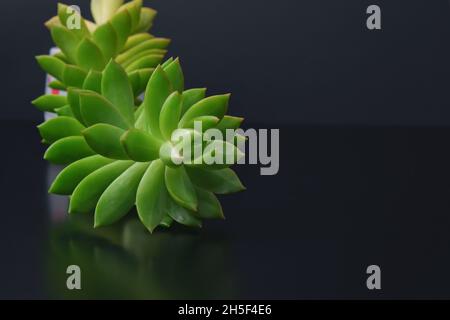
[[2, 0, 450, 299]]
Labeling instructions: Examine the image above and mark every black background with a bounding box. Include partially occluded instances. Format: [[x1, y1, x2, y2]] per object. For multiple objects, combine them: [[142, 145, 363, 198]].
[[1, 0, 450, 300]]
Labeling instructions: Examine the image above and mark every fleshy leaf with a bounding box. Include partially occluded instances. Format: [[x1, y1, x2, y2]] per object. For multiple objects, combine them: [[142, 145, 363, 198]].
[[118, 0, 142, 31], [142, 65, 173, 138], [83, 124, 128, 159], [165, 166, 198, 211], [44, 136, 95, 165], [167, 197, 202, 228], [79, 90, 130, 129], [95, 162, 149, 227], [36, 55, 65, 80], [163, 58, 184, 93], [69, 160, 133, 214], [110, 9, 132, 51], [50, 26, 79, 63], [125, 54, 164, 72], [194, 188, 225, 219], [136, 160, 167, 233], [76, 38, 106, 71], [83, 70, 102, 93], [186, 167, 246, 194], [159, 91, 182, 141], [116, 38, 170, 64], [37, 116, 85, 144], [91, 0, 124, 25], [63, 65, 87, 88], [120, 128, 161, 162], [122, 33, 153, 52], [181, 88, 206, 115], [93, 22, 118, 59], [179, 94, 230, 128], [50, 155, 114, 195], [134, 7, 156, 33], [102, 60, 135, 123], [32, 95, 67, 112]]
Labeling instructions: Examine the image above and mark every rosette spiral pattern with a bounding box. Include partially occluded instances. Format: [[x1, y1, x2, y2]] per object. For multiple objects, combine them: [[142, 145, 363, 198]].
[[33, 0, 170, 114], [37, 59, 246, 232]]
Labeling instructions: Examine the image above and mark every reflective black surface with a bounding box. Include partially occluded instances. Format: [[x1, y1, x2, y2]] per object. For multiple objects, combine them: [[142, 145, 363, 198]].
[[1, 121, 450, 299]]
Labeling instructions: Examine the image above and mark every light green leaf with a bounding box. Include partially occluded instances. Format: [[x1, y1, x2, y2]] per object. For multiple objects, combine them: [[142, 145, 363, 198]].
[[125, 54, 164, 72], [67, 88, 84, 123], [159, 91, 182, 141], [181, 88, 206, 115], [120, 128, 161, 162], [142, 65, 173, 138], [102, 60, 135, 123], [134, 7, 156, 33], [50, 155, 114, 195], [76, 38, 106, 71], [37, 116, 85, 144], [83, 124, 128, 159], [122, 33, 153, 52], [69, 160, 133, 214], [163, 58, 184, 93], [184, 116, 220, 131], [118, 0, 142, 31], [36, 55, 65, 80], [55, 105, 74, 117], [79, 90, 130, 129], [50, 26, 79, 63], [165, 166, 198, 211], [116, 38, 170, 64], [179, 94, 230, 128], [93, 22, 118, 59], [110, 9, 132, 51], [136, 160, 167, 233], [44, 136, 95, 165], [95, 162, 149, 227], [91, 0, 124, 25], [32, 95, 67, 112], [216, 115, 244, 133], [82, 70, 102, 93], [63, 65, 87, 88]]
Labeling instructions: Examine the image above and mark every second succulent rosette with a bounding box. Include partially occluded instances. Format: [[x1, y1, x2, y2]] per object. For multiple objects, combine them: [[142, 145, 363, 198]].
[[37, 59, 246, 232]]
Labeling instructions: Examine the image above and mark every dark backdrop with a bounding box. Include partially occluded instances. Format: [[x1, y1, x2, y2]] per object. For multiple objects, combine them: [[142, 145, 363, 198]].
[[2, 0, 450, 125]]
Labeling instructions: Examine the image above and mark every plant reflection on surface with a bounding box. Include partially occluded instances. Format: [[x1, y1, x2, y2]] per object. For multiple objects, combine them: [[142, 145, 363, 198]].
[[47, 214, 236, 299]]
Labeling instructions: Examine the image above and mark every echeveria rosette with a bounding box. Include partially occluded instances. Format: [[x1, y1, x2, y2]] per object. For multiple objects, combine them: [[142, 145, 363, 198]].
[[38, 59, 246, 233], [33, 0, 170, 113]]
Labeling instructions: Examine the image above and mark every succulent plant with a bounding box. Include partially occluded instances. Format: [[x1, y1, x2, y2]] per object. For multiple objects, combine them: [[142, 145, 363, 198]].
[[37, 59, 246, 232], [33, 0, 170, 114]]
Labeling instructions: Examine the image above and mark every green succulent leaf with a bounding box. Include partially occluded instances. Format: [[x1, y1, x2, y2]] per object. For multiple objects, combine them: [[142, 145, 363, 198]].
[[50, 155, 114, 195], [125, 54, 164, 72], [49, 80, 66, 90], [194, 188, 225, 220], [36, 55, 65, 80], [95, 162, 149, 227], [91, 0, 124, 25], [83, 70, 102, 93], [55, 105, 74, 117], [32, 95, 67, 112], [83, 124, 128, 159], [136, 160, 168, 233], [159, 91, 182, 141], [120, 128, 161, 162], [118, 0, 143, 31], [79, 90, 130, 129], [167, 197, 202, 228], [181, 88, 207, 115], [102, 60, 135, 123], [122, 33, 153, 52], [63, 65, 87, 88], [50, 26, 79, 63], [93, 22, 119, 59], [134, 7, 156, 34], [67, 88, 84, 123], [216, 116, 244, 133], [38, 116, 85, 144], [165, 166, 198, 211], [142, 65, 173, 137], [116, 38, 170, 64], [179, 94, 230, 128], [57, 3, 89, 38], [184, 116, 220, 131], [44, 136, 95, 165], [110, 9, 132, 51], [186, 167, 246, 194], [163, 58, 184, 93], [70, 160, 133, 214], [76, 38, 106, 71]]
